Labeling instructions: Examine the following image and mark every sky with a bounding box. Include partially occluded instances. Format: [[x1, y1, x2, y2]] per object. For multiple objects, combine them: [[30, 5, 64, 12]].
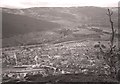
[[0, 0, 119, 9]]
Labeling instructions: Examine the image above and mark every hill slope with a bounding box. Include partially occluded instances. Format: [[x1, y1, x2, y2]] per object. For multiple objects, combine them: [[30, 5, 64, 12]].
[[2, 7, 118, 27], [2, 12, 60, 38], [2, 7, 118, 47]]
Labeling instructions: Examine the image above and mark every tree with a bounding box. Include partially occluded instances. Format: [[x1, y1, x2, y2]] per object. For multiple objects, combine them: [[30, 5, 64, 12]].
[[58, 28, 72, 37], [106, 9, 115, 53], [97, 9, 119, 80]]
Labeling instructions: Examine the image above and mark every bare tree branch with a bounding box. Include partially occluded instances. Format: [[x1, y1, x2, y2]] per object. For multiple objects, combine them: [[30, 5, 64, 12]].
[[106, 9, 115, 53]]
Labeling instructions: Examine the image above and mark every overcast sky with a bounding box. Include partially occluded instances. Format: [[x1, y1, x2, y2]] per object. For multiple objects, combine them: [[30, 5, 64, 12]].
[[0, 0, 119, 8]]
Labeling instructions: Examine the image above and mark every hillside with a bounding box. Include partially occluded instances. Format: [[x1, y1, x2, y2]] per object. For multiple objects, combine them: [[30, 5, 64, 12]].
[[2, 12, 60, 38], [2, 7, 118, 47], [2, 7, 118, 27]]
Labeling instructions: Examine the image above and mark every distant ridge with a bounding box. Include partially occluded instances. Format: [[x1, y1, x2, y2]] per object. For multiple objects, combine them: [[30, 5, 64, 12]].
[[2, 7, 118, 28]]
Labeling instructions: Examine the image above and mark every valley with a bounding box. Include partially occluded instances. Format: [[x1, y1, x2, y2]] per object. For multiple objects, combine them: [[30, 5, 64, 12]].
[[1, 7, 120, 83]]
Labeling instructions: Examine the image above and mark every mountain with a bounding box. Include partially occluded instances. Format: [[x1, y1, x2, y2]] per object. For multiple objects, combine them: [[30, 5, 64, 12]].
[[2, 7, 118, 27], [2, 7, 118, 47], [2, 12, 60, 38]]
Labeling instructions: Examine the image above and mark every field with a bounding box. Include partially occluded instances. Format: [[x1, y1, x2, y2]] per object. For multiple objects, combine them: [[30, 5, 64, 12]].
[[1, 39, 119, 83]]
